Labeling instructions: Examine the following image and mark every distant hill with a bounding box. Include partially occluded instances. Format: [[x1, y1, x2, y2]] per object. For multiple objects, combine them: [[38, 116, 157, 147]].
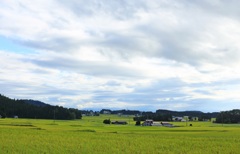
[[22, 99, 50, 107], [0, 94, 82, 120], [156, 109, 219, 118]]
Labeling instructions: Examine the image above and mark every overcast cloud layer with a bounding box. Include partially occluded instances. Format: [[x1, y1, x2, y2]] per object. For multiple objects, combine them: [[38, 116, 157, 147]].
[[1, 0, 240, 112]]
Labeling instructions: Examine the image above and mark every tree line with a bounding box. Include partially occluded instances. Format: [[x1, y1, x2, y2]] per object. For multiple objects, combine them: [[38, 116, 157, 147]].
[[0, 94, 82, 120], [155, 109, 218, 121], [215, 109, 240, 123]]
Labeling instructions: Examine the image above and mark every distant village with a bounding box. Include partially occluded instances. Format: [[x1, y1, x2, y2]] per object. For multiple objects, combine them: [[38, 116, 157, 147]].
[[81, 109, 218, 126]]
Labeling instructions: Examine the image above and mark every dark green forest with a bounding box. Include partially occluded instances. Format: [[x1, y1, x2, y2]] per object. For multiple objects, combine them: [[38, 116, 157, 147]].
[[216, 109, 240, 124], [0, 94, 82, 120]]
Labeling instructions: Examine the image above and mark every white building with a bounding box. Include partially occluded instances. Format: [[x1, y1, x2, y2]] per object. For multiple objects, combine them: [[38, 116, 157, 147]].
[[103, 111, 111, 114]]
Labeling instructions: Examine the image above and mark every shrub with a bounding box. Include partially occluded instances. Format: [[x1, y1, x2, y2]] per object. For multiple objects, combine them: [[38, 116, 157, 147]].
[[135, 120, 141, 126], [103, 119, 111, 124]]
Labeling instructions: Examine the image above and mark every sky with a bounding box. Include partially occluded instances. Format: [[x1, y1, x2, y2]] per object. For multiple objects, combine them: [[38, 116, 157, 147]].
[[1, 0, 240, 112]]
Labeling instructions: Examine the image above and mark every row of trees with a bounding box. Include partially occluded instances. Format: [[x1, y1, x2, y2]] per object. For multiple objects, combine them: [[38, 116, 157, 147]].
[[135, 109, 240, 123], [133, 110, 218, 122], [133, 113, 172, 121], [216, 109, 240, 123], [156, 109, 218, 121], [0, 94, 82, 120], [100, 109, 141, 115], [100, 109, 219, 122]]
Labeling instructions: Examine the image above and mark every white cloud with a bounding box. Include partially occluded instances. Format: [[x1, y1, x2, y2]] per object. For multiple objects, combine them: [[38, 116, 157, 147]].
[[0, 0, 240, 112]]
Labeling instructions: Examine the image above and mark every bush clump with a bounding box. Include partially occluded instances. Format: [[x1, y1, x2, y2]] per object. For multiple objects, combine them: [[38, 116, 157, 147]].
[[135, 120, 141, 126], [103, 119, 111, 124]]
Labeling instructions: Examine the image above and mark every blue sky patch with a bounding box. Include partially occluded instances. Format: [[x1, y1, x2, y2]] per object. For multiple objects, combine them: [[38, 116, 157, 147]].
[[0, 36, 35, 54]]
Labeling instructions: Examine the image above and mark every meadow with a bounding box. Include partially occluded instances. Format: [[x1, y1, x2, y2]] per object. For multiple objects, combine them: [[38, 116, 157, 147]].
[[0, 115, 240, 154]]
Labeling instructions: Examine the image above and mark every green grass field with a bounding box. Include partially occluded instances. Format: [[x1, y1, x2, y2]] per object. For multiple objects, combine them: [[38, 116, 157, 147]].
[[0, 115, 240, 154]]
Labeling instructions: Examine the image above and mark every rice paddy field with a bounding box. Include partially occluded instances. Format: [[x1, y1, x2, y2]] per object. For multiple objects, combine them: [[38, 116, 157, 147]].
[[0, 115, 240, 154]]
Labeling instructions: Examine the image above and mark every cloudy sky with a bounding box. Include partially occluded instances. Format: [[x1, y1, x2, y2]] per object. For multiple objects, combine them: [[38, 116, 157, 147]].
[[1, 0, 240, 112]]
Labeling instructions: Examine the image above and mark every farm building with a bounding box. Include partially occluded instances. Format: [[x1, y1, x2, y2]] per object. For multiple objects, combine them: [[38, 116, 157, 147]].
[[103, 111, 111, 114], [190, 117, 198, 121], [142, 119, 153, 126], [142, 120, 174, 127], [172, 116, 199, 122], [111, 121, 128, 125], [172, 116, 184, 121], [151, 122, 162, 126], [183, 116, 189, 121]]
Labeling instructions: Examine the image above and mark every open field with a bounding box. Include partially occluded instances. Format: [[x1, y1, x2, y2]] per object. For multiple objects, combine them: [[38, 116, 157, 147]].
[[0, 115, 240, 154]]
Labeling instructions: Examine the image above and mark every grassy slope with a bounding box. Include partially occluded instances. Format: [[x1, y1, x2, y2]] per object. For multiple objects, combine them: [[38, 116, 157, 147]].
[[0, 115, 240, 153]]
